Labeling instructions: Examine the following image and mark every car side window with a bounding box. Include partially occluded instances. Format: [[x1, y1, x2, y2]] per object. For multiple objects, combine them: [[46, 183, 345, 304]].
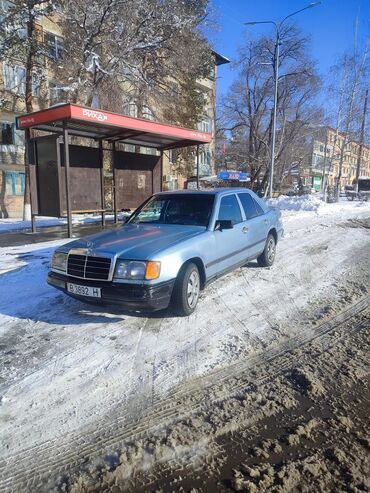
[[218, 194, 242, 224], [238, 193, 261, 220]]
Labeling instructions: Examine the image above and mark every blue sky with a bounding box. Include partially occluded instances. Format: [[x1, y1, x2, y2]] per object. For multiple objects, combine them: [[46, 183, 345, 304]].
[[210, 0, 370, 101]]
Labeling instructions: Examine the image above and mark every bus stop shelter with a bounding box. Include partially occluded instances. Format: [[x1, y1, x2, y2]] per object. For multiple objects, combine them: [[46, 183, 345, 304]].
[[16, 104, 212, 237]]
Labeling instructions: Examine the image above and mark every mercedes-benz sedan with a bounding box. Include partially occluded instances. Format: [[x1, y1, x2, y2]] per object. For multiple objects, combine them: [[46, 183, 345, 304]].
[[48, 189, 283, 315]]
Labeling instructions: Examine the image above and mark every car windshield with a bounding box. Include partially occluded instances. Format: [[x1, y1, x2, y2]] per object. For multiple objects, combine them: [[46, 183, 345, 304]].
[[129, 194, 214, 227]]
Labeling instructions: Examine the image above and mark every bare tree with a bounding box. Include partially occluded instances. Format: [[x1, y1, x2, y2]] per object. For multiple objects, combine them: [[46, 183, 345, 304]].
[[326, 37, 369, 195], [220, 25, 321, 193], [57, 0, 210, 113]]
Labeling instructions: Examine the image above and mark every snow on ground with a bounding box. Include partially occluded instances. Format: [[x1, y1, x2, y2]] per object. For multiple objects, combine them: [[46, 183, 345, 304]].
[[0, 212, 128, 233], [0, 199, 369, 485]]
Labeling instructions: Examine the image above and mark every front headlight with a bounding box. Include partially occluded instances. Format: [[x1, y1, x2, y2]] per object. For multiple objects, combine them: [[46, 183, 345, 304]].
[[51, 252, 68, 272], [114, 260, 161, 280]]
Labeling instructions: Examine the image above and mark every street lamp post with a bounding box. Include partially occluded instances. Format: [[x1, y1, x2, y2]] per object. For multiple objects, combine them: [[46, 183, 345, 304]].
[[245, 2, 321, 199]]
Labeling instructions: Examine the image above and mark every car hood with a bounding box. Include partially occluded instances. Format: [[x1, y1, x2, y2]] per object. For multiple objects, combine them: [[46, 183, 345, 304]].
[[60, 223, 206, 259]]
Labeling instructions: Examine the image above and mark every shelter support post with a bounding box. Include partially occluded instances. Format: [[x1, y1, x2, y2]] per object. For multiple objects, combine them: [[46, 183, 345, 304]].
[[99, 141, 105, 228], [160, 150, 163, 191], [28, 137, 37, 233], [31, 215, 36, 233], [112, 142, 118, 224], [63, 124, 73, 238], [196, 145, 200, 189]]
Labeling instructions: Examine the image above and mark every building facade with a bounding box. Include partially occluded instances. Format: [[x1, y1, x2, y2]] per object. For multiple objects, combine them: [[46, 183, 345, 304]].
[[301, 126, 370, 191], [0, 6, 64, 217], [0, 3, 228, 217], [162, 52, 229, 191]]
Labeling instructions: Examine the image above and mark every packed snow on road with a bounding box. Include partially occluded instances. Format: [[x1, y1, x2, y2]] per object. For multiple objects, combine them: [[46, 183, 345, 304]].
[[0, 197, 369, 492]]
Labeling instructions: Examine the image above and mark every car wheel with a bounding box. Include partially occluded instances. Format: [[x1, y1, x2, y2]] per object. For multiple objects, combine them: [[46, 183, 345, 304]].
[[172, 262, 200, 316], [257, 234, 276, 267]]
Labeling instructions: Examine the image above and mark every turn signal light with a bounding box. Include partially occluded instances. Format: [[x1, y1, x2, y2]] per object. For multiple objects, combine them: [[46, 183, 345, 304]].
[[145, 261, 161, 280]]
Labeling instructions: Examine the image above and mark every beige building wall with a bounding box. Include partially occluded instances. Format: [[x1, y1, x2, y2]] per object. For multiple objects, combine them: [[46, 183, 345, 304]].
[[308, 127, 370, 189]]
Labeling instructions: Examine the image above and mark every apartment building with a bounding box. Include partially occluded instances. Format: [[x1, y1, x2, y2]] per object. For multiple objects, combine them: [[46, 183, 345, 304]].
[[301, 126, 370, 190], [162, 52, 229, 191], [0, 2, 228, 217], [0, 5, 64, 217]]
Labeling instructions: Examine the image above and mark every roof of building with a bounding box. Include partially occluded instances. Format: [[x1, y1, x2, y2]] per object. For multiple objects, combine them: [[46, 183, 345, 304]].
[[16, 103, 212, 150], [213, 51, 230, 66]]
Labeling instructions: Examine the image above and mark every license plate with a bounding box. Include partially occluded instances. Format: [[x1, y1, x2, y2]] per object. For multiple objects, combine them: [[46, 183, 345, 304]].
[[67, 283, 101, 298]]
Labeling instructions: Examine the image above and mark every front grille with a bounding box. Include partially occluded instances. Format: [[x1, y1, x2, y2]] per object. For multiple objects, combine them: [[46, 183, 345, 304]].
[[67, 254, 111, 280]]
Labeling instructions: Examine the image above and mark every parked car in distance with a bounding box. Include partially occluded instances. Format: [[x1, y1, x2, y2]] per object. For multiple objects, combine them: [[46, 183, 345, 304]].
[[285, 188, 299, 197], [48, 189, 284, 315], [345, 180, 370, 201]]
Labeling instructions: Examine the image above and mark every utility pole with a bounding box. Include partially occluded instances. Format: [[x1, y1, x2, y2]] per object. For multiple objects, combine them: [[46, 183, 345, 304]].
[[355, 88, 368, 190], [245, 2, 321, 199], [269, 33, 280, 199], [321, 130, 329, 201]]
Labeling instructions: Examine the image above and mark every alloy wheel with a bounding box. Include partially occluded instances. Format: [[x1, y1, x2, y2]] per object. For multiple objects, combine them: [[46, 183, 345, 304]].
[[187, 270, 200, 309]]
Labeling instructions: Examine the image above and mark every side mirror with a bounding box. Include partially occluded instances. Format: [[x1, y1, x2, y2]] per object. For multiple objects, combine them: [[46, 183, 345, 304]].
[[215, 219, 234, 231]]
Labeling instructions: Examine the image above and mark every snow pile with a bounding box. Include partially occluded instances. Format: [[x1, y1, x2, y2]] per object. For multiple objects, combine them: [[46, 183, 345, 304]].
[[268, 194, 370, 216], [267, 194, 324, 212]]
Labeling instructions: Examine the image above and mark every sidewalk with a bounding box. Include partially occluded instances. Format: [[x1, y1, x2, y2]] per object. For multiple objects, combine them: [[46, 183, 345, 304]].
[[0, 220, 121, 248]]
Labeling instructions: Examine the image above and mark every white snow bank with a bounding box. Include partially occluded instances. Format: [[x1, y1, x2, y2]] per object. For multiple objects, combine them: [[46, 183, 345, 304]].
[[0, 212, 130, 233], [267, 194, 323, 211], [267, 194, 370, 215]]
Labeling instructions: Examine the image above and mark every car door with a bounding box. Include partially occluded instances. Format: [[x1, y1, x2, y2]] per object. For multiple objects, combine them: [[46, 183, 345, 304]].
[[237, 192, 269, 258], [207, 193, 248, 277]]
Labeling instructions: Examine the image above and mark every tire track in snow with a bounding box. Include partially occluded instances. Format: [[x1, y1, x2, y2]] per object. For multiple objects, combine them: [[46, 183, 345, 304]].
[[1, 293, 369, 493]]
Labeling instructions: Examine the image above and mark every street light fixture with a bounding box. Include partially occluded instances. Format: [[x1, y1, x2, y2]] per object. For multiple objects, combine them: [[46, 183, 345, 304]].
[[245, 2, 321, 198]]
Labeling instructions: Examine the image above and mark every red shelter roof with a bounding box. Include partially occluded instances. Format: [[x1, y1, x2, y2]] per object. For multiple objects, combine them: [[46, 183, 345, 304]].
[[16, 103, 212, 150]]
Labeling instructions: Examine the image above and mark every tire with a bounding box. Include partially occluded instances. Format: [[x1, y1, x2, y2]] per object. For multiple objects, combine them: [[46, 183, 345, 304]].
[[172, 262, 200, 316], [257, 233, 276, 267]]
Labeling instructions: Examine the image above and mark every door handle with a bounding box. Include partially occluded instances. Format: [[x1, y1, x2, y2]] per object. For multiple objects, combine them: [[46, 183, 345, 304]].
[[242, 226, 248, 233], [263, 219, 268, 224]]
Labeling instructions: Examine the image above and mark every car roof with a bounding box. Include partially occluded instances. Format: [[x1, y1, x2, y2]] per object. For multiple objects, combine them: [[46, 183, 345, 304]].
[[155, 188, 253, 196]]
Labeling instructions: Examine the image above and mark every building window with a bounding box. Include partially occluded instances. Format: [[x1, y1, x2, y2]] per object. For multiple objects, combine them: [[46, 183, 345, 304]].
[[1, 122, 15, 144], [198, 148, 211, 166], [49, 81, 68, 104], [5, 171, 25, 196], [4, 63, 26, 95], [1, 2, 26, 37], [123, 101, 138, 118], [198, 117, 212, 134], [32, 71, 41, 97], [142, 106, 154, 121], [91, 94, 100, 108], [1, 122, 24, 147], [3, 64, 40, 96], [44, 32, 64, 60], [195, 145, 212, 176]]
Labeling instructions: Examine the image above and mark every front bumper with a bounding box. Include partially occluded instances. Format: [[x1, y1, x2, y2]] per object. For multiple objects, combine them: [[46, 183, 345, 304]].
[[47, 271, 175, 312]]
